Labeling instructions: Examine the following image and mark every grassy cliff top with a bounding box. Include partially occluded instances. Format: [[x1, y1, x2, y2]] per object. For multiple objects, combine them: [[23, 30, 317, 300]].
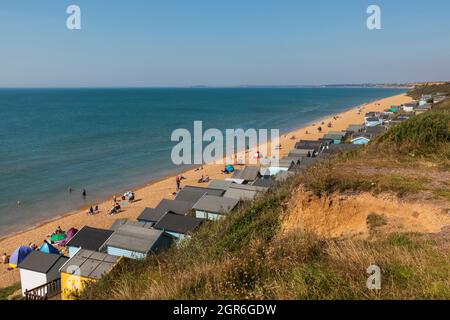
[[80, 87, 450, 300]]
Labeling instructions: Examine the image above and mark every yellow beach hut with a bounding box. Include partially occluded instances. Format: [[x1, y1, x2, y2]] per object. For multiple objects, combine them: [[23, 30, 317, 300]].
[[59, 249, 121, 300]]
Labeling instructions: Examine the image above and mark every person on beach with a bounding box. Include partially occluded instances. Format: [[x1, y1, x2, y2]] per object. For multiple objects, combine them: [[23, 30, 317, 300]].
[[29, 243, 37, 251], [87, 206, 94, 215], [2, 253, 9, 265], [113, 195, 117, 203], [176, 175, 181, 191], [317, 126, 322, 133], [82, 189, 87, 197], [68, 186, 72, 193]]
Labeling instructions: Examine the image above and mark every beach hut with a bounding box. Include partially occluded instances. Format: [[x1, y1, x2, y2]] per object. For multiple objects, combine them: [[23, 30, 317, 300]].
[[364, 112, 379, 120], [402, 102, 417, 113], [65, 226, 114, 257], [346, 124, 366, 135], [295, 140, 323, 153], [104, 224, 174, 259], [193, 195, 240, 221], [323, 132, 347, 144], [59, 249, 121, 300], [365, 125, 386, 138], [223, 184, 268, 201], [318, 138, 334, 148], [226, 166, 261, 184], [39, 241, 60, 254], [251, 177, 276, 188], [9, 246, 33, 269], [365, 117, 383, 127], [267, 156, 299, 176], [18, 251, 68, 297], [351, 134, 371, 145], [110, 218, 153, 231], [208, 179, 234, 190], [137, 199, 194, 225], [174, 186, 226, 204], [153, 213, 203, 241], [288, 149, 315, 157]]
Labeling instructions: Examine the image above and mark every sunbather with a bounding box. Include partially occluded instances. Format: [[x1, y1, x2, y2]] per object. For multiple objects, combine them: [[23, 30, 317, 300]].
[[2, 253, 9, 264]]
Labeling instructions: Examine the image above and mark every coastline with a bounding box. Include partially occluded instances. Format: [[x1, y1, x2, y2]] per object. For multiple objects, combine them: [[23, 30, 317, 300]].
[[0, 92, 413, 288]]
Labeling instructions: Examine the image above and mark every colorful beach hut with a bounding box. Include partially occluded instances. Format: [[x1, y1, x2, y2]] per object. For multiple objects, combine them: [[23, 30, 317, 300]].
[[59, 249, 121, 300], [9, 246, 33, 269]]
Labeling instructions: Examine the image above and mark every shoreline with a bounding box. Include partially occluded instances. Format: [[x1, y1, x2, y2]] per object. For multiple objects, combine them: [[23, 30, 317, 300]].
[[0, 92, 413, 288], [0, 96, 390, 241]]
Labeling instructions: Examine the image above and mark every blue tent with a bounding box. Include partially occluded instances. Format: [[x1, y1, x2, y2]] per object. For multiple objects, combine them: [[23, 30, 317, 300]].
[[9, 246, 32, 268], [225, 165, 235, 172], [39, 242, 60, 254]]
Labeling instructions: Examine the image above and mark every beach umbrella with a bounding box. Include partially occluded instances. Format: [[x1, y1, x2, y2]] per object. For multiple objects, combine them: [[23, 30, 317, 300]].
[[226, 165, 235, 172], [9, 246, 33, 268], [58, 228, 78, 247], [39, 241, 60, 254], [50, 233, 66, 242]]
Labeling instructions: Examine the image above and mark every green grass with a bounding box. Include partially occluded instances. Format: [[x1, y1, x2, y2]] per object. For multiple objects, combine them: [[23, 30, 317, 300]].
[[0, 283, 21, 300], [78, 84, 450, 301], [407, 83, 450, 100]]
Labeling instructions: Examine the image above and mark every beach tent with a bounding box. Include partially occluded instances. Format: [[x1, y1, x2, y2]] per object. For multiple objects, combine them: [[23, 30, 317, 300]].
[[9, 246, 33, 268], [39, 242, 60, 254], [57, 228, 78, 247], [225, 165, 235, 172]]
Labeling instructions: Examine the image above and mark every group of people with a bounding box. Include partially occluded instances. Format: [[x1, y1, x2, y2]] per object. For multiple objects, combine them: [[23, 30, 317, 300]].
[[87, 205, 99, 216]]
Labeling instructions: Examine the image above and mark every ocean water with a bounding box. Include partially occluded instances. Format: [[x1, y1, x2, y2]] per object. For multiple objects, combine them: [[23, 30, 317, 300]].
[[0, 88, 405, 236]]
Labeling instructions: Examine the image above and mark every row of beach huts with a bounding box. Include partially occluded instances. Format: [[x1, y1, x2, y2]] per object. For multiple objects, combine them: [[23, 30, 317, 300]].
[[12, 93, 444, 300]]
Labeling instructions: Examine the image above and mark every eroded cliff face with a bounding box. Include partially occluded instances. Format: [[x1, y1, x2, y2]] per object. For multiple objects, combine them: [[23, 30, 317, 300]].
[[283, 187, 450, 239]]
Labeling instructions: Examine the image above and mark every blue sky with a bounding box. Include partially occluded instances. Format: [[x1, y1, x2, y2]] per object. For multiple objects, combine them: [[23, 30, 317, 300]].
[[0, 0, 449, 87]]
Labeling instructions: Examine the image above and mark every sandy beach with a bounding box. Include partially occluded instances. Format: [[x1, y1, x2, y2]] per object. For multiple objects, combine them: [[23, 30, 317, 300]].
[[0, 93, 412, 289]]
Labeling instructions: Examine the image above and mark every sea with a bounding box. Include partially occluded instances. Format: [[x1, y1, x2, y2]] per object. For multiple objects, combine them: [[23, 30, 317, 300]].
[[0, 87, 406, 237]]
